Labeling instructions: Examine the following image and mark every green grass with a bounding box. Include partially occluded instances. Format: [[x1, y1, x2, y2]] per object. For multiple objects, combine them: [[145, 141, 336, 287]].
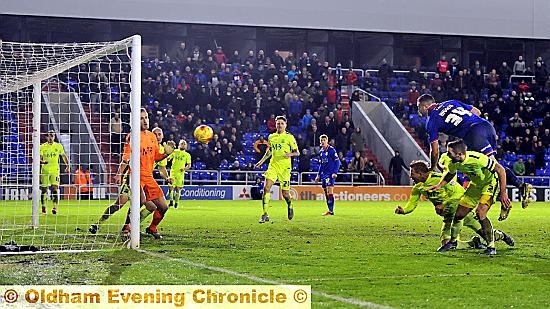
[[1, 200, 550, 308]]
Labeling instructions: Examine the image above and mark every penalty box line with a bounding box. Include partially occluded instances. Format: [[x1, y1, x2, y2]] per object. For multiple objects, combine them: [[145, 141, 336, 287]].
[[138, 249, 393, 309]]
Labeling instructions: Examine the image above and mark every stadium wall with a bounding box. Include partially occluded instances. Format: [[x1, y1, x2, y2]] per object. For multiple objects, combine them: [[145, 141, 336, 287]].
[[2, 0, 550, 39], [1, 185, 548, 202]]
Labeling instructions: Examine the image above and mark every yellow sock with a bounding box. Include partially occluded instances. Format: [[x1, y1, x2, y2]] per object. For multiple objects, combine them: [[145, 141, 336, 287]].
[[262, 192, 271, 214]]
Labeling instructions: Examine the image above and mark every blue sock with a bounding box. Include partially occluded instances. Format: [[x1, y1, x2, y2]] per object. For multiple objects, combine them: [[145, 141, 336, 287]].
[[327, 194, 334, 213], [504, 166, 522, 188]]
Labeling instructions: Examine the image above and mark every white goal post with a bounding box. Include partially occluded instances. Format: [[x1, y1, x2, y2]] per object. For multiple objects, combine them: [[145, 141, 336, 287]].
[[0, 35, 142, 253]]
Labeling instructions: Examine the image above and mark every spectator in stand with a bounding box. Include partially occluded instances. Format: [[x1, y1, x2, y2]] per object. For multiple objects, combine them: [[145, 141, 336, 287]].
[[326, 84, 338, 107], [436, 55, 449, 75], [454, 70, 468, 93], [408, 67, 421, 84], [430, 73, 444, 91], [534, 140, 545, 169], [388, 150, 407, 185], [175, 42, 188, 64], [230, 160, 245, 181], [502, 136, 516, 153], [513, 158, 526, 176], [542, 128, 550, 147], [301, 109, 313, 131], [346, 68, 358, 96], [419, 72, 430, 88], [257, 49, 266, 65], [266, 114, 276, 133], [379, 58, 393, 91], [534, 61, 548, 89], [470, 70, 485, 101], [348, 151, 366, 182], [498, 61, 513, 89], [229, 50, 241, 66], [253, 135, 269, 161], [407, 84, 420, 109], [307, 124, 321, 155], [334, 127, 350, 154], [298, 52, 310, 69], [319, 115, 338, 139], [525, 157, 536, 176], [288, 94, 303, 125], [364, 160, 378, 184], [513, 55, 526, 75], [449, 57, 461, 77], [271, 50, 284, 70], [509, 113, 523, 127], [485, 69, 500, 96], [245, 50, 256, 66], [393, 97, 406, 120]]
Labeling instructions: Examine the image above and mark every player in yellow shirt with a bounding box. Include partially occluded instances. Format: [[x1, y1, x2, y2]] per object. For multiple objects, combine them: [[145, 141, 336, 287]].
[[254, 116, 299, 223], [395, 160, 514, 252], [432, 139, 511, 255], [39, 130, 69, 215], [167, 139, 192, 209]]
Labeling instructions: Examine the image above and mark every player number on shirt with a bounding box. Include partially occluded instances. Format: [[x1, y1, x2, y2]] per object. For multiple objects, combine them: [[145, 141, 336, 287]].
[[444, 107, 472, 126]]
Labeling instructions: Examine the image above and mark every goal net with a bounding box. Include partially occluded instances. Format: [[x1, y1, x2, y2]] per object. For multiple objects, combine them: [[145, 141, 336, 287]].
[[0, 35, 142, 254]]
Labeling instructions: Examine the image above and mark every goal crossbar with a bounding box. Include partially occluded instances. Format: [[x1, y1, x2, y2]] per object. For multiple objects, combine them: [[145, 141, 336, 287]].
[[1, 36, 134, 95]]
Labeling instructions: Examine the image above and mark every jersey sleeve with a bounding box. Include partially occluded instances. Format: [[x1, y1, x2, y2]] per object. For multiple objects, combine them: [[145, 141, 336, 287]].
[[479, 153, 496, 173], [57, 143, 66, 155], [288, 134, 298, 151], [403, 185, 421, 214], [330, 147, 340, 174], [457, 101, 474, 112]]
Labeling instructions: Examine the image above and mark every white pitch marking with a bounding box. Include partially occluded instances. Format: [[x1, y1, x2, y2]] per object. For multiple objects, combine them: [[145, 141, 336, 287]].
[[138, 249, 393, 309], [289, 272, 550, 283]]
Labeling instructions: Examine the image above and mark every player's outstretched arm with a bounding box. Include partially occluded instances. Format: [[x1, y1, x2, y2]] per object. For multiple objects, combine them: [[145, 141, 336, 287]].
[[429, 140, 439, 171], [494, 162, 511, 209], [429, 172, 454, 191], [255, 148, 272, 168], [62, 154, 70, 173]]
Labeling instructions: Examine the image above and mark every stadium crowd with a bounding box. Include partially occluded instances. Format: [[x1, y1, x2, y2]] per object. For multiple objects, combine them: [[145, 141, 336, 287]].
[[73, 43, 550, 183]]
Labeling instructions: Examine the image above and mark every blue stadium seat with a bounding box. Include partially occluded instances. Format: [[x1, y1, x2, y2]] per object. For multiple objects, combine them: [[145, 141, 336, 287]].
[[193, 161, 206, 170]]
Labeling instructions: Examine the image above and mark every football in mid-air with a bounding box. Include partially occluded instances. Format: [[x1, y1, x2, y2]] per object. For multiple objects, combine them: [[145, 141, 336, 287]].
[[193, 125, 214, 144]]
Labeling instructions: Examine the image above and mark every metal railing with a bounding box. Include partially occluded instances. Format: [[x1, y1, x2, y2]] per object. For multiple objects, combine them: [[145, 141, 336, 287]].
[[153, 169, 385, 186]]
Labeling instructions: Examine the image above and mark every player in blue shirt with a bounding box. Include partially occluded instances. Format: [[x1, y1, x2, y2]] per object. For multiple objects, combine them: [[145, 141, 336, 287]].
[[315, 134, 340, 216], [417, 94, 532, 218]]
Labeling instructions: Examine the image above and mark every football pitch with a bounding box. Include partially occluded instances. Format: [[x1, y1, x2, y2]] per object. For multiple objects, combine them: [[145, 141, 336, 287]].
[[1, 200, 549, 308]]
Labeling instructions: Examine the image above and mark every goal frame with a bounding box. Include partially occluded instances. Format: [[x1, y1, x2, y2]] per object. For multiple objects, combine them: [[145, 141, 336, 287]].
[[1, 34, 142, 252]]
